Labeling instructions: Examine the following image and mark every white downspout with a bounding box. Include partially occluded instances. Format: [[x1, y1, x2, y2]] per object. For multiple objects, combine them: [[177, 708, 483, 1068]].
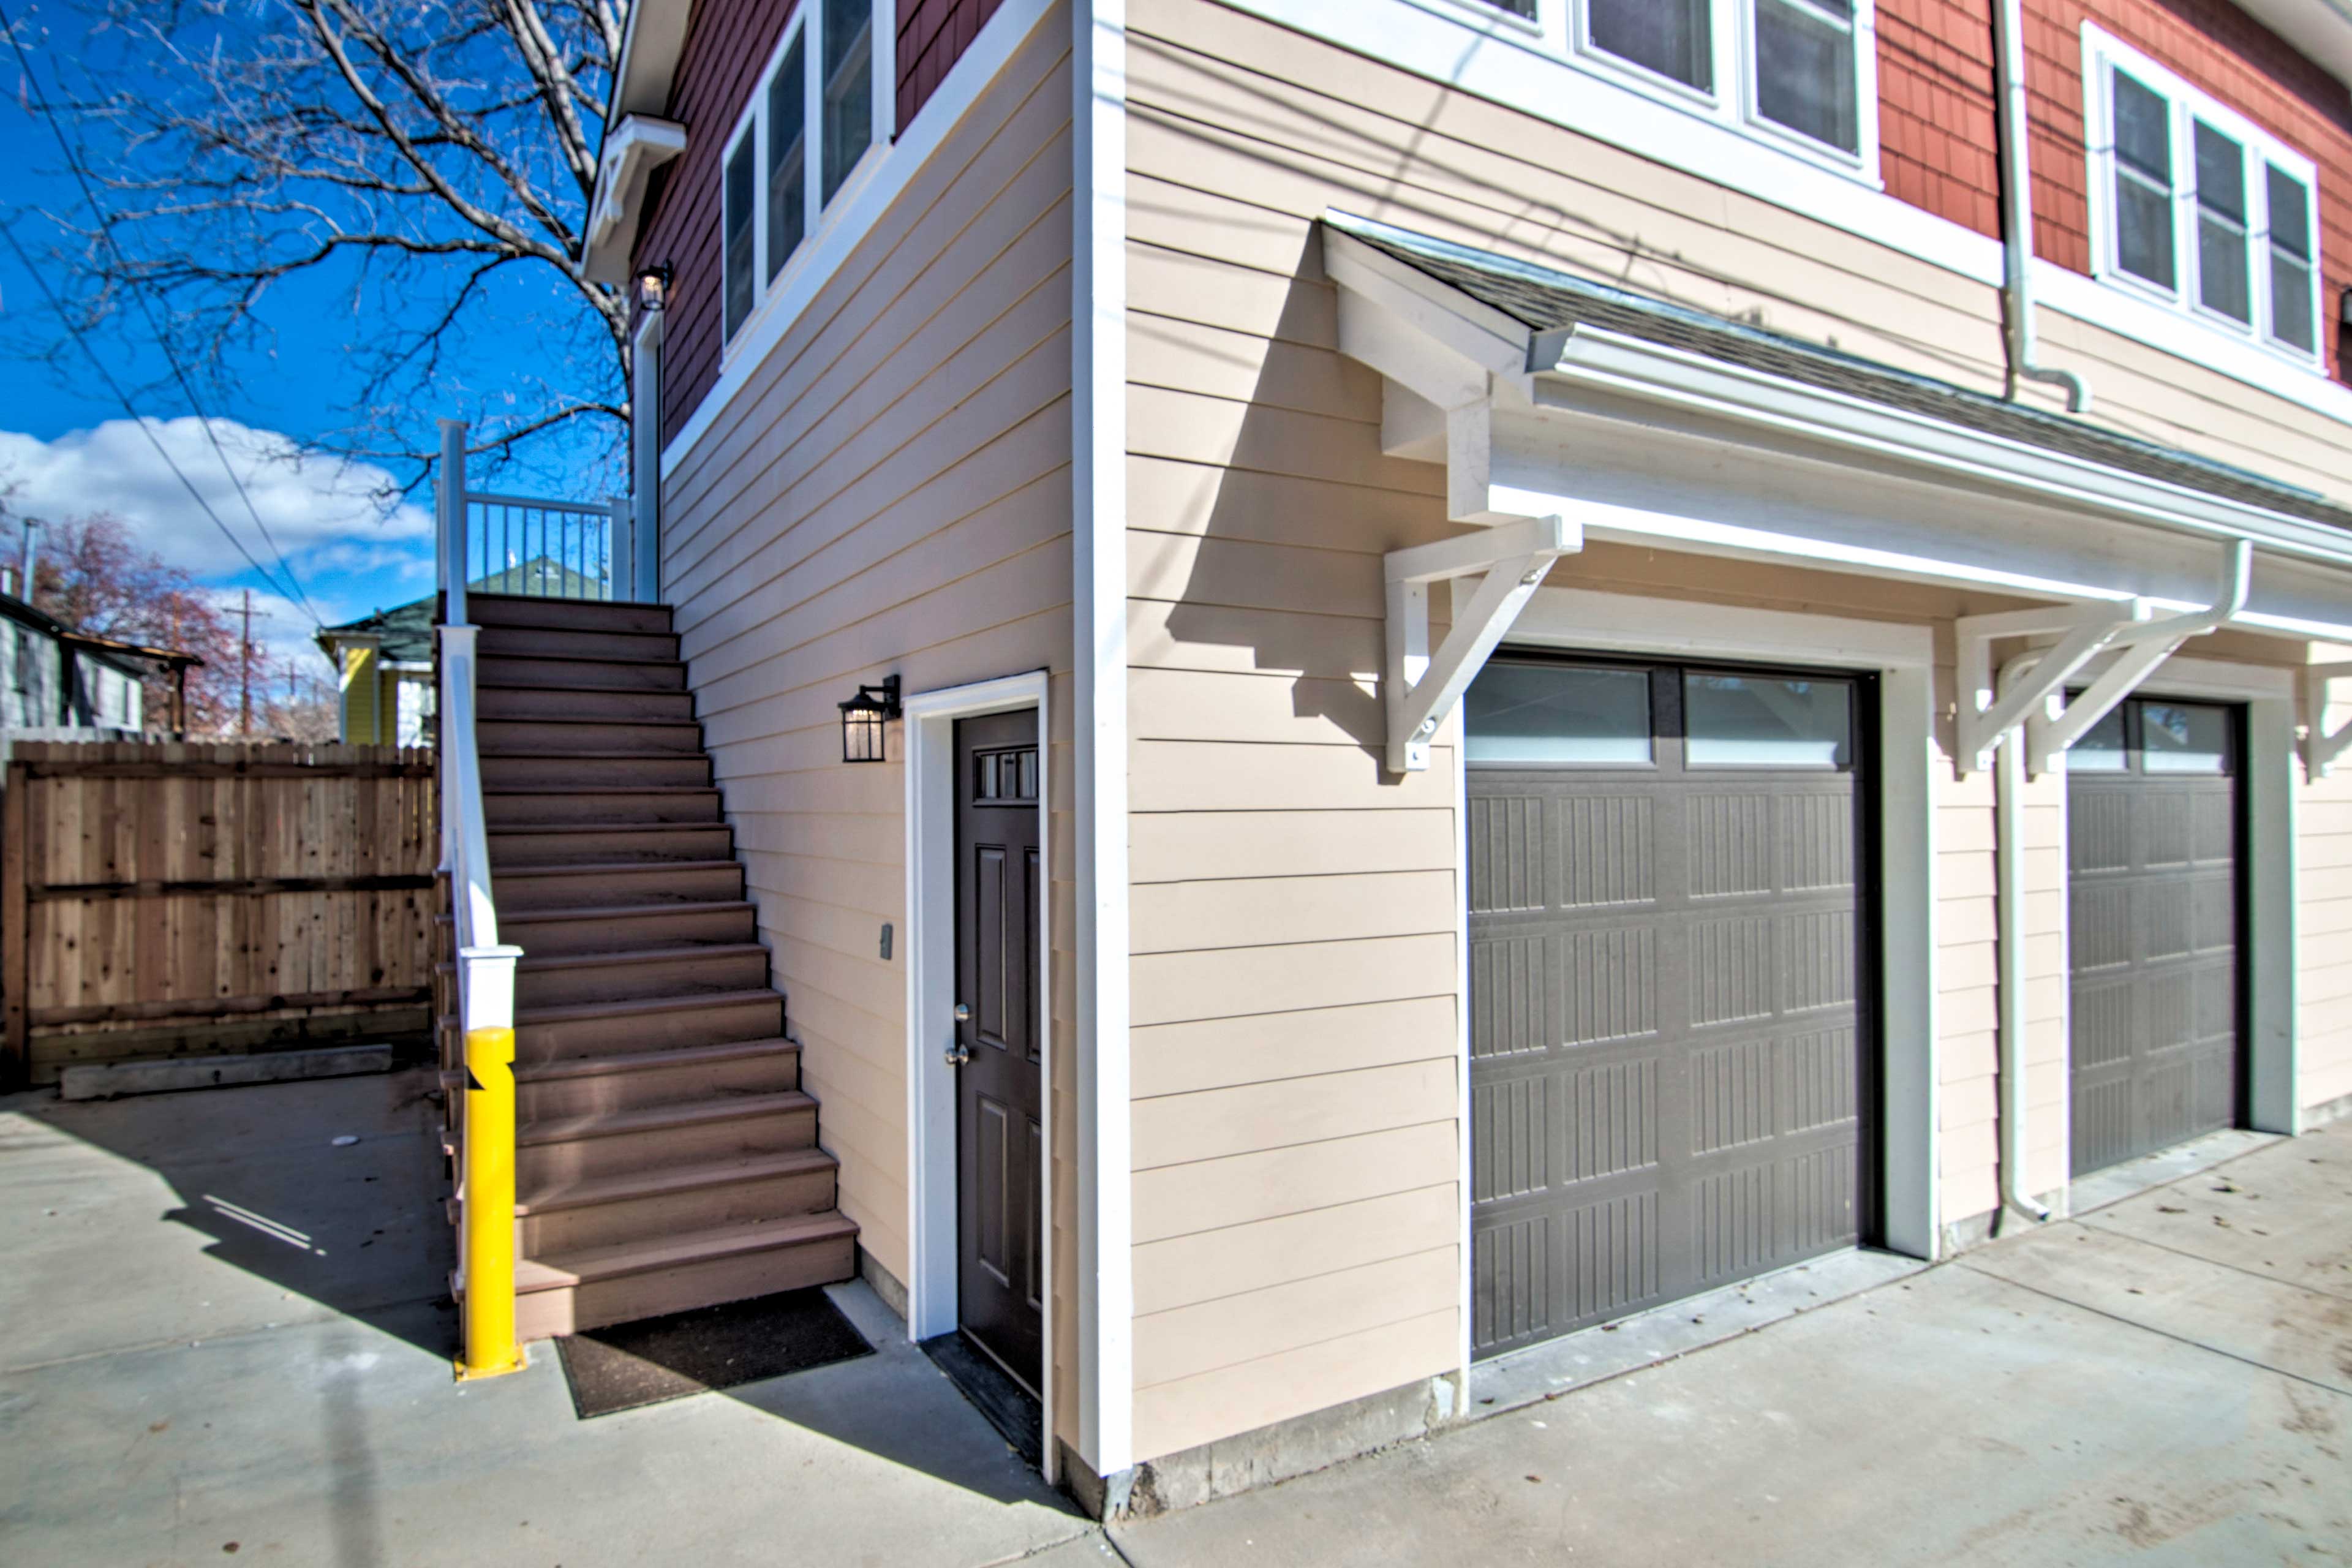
[[1994, 650, 2052, 1226], [1995, 0, 2092, 414]]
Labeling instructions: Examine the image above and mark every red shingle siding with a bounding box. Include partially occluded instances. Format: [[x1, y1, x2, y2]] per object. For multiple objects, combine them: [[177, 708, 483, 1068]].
[[633, 0, 799, 441], [1874, 0, 2352, 379], [899, 0, 1006, 127], [1877, 0, 2003, 241]]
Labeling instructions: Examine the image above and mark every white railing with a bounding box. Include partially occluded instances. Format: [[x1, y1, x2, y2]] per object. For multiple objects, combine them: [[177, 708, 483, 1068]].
[[434, 416, 527, 1381], [439, 419, 633, 604]]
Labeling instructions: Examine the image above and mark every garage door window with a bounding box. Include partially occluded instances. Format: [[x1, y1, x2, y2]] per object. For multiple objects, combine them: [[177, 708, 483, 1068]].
[[2142, 702, 2233, 773], [1683, 673, 1852, 767], [1464, 663, 1654, 765]]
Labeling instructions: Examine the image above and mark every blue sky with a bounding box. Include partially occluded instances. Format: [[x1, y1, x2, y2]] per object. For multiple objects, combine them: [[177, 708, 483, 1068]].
[[0, 1, 619, 672]]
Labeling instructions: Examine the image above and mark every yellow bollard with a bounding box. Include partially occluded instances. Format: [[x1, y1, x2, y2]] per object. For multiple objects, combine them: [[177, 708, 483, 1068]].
[[456, 1024, 527, 1381]]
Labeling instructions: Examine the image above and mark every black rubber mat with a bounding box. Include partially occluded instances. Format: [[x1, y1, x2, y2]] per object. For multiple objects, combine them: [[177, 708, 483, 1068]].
[[921, 1332, 1042, 1466], [556, 1287, 872, 1418]]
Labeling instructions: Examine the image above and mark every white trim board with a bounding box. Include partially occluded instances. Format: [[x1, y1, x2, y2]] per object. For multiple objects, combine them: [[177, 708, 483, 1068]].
[[1490, 581, 1942, 1259], [1072, 0, 1135, 1482], [900, 668, 1057, 1483], [660, 0, 1063, 478], [1213, 0, 2352, 426]]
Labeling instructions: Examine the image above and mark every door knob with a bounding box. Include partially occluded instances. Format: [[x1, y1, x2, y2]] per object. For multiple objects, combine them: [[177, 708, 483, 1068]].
[[954, 1003, 972, 1022], [944, 1041, 971, 1067]]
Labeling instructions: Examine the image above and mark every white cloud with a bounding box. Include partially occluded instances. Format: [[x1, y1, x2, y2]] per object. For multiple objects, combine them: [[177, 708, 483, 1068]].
[[0, 417, 432, 592]]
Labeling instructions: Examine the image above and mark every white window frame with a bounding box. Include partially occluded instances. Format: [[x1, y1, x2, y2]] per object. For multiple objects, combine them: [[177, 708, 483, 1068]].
[[1538, 0, 1880, 181], [719, 0, 897, 354], [2082, 24, 2324, 371]]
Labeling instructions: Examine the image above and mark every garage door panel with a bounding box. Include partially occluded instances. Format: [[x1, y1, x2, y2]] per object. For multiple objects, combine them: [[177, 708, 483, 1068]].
[[2067, 696, 2243, 1178], [1469, 657, 1869, 1358]]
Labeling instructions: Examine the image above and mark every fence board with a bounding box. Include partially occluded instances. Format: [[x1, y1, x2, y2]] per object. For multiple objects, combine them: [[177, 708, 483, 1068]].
[[1, 741, 439, 1086]]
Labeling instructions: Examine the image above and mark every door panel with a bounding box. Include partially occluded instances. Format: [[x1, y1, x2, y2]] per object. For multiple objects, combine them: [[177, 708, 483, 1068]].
[[955, 709, 1043, 1393], [1467, 660, 1869, 1359], [2066, 698, 2242, 1177]]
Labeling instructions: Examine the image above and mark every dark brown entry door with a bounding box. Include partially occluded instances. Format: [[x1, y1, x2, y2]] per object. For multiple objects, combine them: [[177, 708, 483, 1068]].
[[2066, 698, 2242, 1177], [954, 709, 1043, 1394], [1466, 657, 1870, 1359]]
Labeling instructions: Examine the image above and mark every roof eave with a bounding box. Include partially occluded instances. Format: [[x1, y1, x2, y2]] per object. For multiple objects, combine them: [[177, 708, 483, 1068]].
[[578, 0, 695, 273]]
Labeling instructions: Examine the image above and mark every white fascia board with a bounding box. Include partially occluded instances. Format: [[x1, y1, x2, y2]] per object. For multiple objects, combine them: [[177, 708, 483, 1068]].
[[585, 115, 689, 285], [1221, 0, 2352, 428], [2226, 0, 2352, 92], [610, 0, 693, 118]]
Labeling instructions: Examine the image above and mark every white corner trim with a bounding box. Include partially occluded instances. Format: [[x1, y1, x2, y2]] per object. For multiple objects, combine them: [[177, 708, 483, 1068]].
[[1215, 0, 2352, 428], [585, 115, 688, 285], [1074, 0, 1133, 1479], [900, 667, 1055, 1482], [658, 0, 1061, 479]]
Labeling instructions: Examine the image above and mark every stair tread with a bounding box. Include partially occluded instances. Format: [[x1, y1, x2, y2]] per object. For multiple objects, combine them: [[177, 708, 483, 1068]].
[[519, 1088, 814, 1147], [513, 1036, 798, 1082], [515, 1146, 835, 1216], [496, 858, 742, 879], [479, 680, 691, 695], [491, 821, 726, 836], [498, 900, 755, 926], [482, 714, 699, 727], [482, 749, 708, 761], [491, 986, 782, 1027], [483, 785, 717, 796], [517, 1210, 859, 1292], [435, 941, 766, 979]]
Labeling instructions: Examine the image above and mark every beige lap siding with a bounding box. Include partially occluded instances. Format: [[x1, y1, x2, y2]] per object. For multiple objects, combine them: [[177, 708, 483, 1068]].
[[657, 11, 1081, 1439], [2299, 668, 2352, 1120]]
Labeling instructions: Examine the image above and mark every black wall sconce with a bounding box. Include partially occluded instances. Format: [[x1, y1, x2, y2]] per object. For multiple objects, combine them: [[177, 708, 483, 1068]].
[[840, 674, 902, 763], [633, 263, 673, 315]]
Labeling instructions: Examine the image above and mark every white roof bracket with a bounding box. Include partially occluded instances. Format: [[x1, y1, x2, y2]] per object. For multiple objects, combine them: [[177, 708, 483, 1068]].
[[1385, 514, 1584, 773], [2305, 662, 2352, 778], [1956, 538, 2252, 777]]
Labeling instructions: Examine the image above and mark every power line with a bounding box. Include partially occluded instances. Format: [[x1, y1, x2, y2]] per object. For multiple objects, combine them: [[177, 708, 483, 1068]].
[[0, 0, 325, 630], [0, 215, 311, 609]]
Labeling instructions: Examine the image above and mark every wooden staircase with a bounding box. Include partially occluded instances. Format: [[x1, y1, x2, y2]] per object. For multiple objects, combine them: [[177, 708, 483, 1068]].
[[439, 592, 856, 1341]]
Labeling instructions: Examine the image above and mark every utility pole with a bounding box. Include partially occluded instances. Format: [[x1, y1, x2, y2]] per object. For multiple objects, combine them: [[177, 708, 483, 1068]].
[[239, 589, 252, 739]]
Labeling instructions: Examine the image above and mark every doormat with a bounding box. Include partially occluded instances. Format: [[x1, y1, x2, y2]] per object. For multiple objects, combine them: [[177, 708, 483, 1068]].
[[556, 1287, 872, 1419], [921, 1332, 1042, 1466]]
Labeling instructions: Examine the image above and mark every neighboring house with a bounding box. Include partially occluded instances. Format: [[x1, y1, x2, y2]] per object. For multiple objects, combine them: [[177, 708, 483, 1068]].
[[542, 0, 2352, 1510], [320, 598, 436, 745], [0, 587, 195, 750]]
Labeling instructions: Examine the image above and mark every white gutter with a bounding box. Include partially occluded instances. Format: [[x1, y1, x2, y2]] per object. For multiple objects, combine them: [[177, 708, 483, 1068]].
[[1994, 0, 2090, 414]]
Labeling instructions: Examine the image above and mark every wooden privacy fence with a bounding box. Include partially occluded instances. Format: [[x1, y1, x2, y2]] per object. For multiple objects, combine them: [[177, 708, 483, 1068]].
[[2, 741, 439, 1087]]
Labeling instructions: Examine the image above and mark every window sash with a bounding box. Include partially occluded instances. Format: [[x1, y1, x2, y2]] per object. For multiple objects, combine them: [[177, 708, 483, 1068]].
[[766, 36, 809, 285], [1583, 0, 1714, 95], [1749, 0, 1860, 155], [2192, 121, 2250, 323]]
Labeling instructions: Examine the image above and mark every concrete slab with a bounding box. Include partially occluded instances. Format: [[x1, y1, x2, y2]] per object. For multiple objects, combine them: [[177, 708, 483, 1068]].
[[1469, 1249, 1926, 1420], [2079, 1123, 2352, 1302], [1109, 1263, 2352, 1568], [1962, 1223, 2352, 1394], [2067, 1127, 2280, 1216]]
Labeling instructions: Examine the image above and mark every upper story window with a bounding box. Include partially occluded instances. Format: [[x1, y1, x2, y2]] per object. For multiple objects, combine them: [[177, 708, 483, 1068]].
[[723, 1, 889, 344], [2085, 26, 2322, 366], [1463, 0, 1872, 168]]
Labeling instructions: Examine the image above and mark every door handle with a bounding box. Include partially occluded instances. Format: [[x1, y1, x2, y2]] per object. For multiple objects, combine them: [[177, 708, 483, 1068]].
[[944, 1041, 971, 1067], [954, 1003, 972, 1022]]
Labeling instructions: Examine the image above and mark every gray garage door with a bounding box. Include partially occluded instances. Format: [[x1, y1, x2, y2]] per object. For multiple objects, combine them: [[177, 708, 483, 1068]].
[[2066, 698, 2242, 1177], [1465, 657, 1870, 1359]]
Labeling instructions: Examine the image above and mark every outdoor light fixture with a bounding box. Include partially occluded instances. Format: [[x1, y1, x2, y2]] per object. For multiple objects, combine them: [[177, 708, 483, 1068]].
[[634, 263, 672, 315], [840, 675, 901, 763]]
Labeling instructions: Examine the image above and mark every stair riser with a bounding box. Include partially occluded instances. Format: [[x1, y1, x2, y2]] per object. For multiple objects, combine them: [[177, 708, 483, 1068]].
[[515, 1232, 856, 1341], [517, 1050, 799, 1122], [481, 755, 710, 789], [520, 1104, 817, 1186], [519, 1166, 837, 1256], [478, 720, 703, 755], [479, 656, 685, 693], [490, 827, 736, 868], [516, 997, 785, 1063], [499, 905, 756, 957], [467, 596, 674, 636], [484, 790, 723, 827], [478, 687, 696, 722], [516, 951, 770, 1010], [477, 625, 680, 662], [495, 865, 744, 912]]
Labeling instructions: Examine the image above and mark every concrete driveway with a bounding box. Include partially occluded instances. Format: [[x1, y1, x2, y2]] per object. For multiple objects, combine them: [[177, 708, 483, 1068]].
[[1, 1067, 2345, 1567]]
